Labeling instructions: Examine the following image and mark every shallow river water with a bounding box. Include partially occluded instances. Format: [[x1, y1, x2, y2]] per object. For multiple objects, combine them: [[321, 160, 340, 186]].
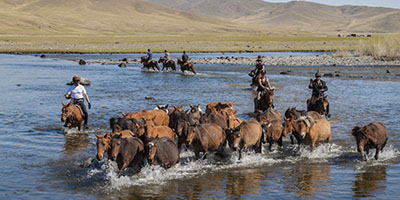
[[0, 53, 400, 199]]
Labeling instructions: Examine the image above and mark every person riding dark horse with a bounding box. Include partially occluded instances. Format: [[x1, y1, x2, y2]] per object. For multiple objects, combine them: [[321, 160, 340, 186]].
[[65, 75, 91, 129], [254, 70, 272, 112], [307, 71, 330, 117], [182, 51, 189, 64], [309, 71, 328, 104], [250, 55, 265, 86]]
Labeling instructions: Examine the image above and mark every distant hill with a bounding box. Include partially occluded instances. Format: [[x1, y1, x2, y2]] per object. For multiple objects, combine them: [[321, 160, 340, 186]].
[[145, 0, 400, 33], [0, 0, 262, 35], [0, 0, 399, 36]]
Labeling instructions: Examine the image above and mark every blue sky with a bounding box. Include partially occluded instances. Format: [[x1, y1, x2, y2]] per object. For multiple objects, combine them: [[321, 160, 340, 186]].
[[264, 0, 400, 9]]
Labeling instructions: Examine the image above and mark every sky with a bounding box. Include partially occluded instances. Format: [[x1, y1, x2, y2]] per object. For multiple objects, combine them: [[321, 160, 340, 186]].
[[264, 0, 400, 9]]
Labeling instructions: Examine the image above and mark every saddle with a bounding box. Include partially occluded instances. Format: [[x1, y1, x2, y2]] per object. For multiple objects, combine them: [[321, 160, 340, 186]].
[[70, 103, 85, 117]]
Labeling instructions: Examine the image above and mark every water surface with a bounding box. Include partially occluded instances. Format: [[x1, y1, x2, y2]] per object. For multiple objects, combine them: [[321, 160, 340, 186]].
[[0, 53, 399, 199]]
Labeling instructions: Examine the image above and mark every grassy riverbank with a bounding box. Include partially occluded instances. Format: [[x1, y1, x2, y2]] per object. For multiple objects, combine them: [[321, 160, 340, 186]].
[[0, 34, 367, 54]]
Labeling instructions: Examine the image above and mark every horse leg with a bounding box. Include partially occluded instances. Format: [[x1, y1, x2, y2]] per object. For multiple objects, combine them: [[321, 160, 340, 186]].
[[255, 139, 262, 154], [278, 134, 283, 147], [191, 66, 196, 74], [290, 134, 295, 144], [374, 146, 380, 160]]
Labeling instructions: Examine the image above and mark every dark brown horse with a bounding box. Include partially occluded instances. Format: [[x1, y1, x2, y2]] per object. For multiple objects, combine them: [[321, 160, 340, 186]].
[[158, 57, 176, 71], [177, 58, 196, 74], [61, 102, 84, 131], [254, 89, 274, 112], [141, 56, 160, 71], [307, 96, 330, 118]]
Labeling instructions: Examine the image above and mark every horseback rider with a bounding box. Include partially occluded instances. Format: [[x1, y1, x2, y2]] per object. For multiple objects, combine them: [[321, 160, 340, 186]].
[[250, 55, 265, 86], [309, 71, 328, 104], [65, 75, 91, 129], [182, 51, 189, 64], [146, 49, 153, 64], [164, 50, 170, 63], [255, 70, 272, 111]]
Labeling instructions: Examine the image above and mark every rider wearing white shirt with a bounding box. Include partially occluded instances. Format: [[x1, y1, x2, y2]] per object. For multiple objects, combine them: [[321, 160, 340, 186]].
[[65, 75, 91, 129]]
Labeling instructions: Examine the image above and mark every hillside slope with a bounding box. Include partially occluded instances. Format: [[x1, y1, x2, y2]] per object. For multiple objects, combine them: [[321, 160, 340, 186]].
[[145, 0, 400, 33], [0, 0, 262, 35]]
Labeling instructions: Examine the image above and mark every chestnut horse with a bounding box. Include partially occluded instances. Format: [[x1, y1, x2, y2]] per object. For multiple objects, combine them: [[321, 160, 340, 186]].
[[254, 89, 275, 112], [177, 58, 196, 74], [307, 96, 330, 118], [61, 102, 84, 131], [141, 56, 160, 71], [158, 57, 176, 71]]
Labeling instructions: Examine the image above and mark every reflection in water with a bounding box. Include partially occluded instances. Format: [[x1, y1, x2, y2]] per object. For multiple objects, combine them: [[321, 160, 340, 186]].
[[282, 164, 331, 198], [226, 170, 263, 199], [63, 133, 91, 156], [353, 166, 387, 198]]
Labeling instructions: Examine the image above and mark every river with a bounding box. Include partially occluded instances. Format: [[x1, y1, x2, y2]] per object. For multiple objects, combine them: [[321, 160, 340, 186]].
[[0, 53, 399, 199]]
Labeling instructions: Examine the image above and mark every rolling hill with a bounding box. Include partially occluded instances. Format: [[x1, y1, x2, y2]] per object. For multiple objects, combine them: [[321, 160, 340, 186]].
[[0, 0, 263, 35], [145, 0, 400, 33]]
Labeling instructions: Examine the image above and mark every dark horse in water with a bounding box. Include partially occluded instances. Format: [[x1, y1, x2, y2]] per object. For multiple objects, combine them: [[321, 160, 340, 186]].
[[177, 59, 196, 74], [61, 102, 85, 131], [158, 57, 176, 71], [254, 89, 274, 112], [141, 56, 160, 71], [307, 96, 330, 118]]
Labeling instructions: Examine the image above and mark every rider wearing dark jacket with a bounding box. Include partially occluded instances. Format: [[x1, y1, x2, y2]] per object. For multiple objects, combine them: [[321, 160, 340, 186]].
[[250, 56, 265, 86], [182, 51, 189, 63], [309, 71, 328, 98]]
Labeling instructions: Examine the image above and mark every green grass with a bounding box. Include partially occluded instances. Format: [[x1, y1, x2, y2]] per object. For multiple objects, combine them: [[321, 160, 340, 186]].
[[0, 34, 371, 53]]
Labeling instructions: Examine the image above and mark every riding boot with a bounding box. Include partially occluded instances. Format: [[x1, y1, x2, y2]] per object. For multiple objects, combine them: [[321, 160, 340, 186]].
[[83, 113, 89, 129]]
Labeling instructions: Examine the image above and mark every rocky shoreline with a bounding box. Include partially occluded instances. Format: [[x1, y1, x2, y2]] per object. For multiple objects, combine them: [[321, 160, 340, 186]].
[[81, 54, 400, 66]]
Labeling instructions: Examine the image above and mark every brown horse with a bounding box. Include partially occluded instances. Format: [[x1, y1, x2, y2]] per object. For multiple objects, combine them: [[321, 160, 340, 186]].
[[254, 89, 274, 112], [177, 58, 196, 74], [283, 107, 321, 145], [141, 56, 160, 71], [61, 102, 84, 131], [158, 57, 176, 71], [307, 96, 330, 118]]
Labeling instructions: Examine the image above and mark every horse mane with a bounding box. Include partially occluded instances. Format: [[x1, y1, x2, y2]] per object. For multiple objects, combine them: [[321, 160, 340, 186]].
[[351, 126, 362, 136]]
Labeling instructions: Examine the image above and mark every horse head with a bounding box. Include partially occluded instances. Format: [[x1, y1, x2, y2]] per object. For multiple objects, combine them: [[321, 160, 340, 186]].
[[61, 102, 73, 122]]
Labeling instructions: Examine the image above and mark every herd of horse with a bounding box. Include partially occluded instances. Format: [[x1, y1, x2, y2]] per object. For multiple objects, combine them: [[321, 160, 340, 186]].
[[60, 63, 389, 173], [140, 56, 196, 74], [61, 97, 388, 172]]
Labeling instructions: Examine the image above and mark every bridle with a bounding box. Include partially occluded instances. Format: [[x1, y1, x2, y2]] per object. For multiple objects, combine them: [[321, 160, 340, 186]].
[[63, 104, 75, 120]]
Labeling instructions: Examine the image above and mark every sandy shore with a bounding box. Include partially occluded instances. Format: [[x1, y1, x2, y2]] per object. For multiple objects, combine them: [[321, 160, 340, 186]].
[[83, 54, 400, 66]]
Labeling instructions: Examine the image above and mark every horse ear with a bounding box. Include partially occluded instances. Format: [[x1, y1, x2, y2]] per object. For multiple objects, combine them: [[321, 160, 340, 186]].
[[165, 104, 168, 109], [190, 104, 193, 108], [173, 105, 177, 109], [197, 104, 200, 109], [61, 102, 65, 106], [179, 105, 183, 110], [121, 112, 126, 117], [95, 133, 101, 138]]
